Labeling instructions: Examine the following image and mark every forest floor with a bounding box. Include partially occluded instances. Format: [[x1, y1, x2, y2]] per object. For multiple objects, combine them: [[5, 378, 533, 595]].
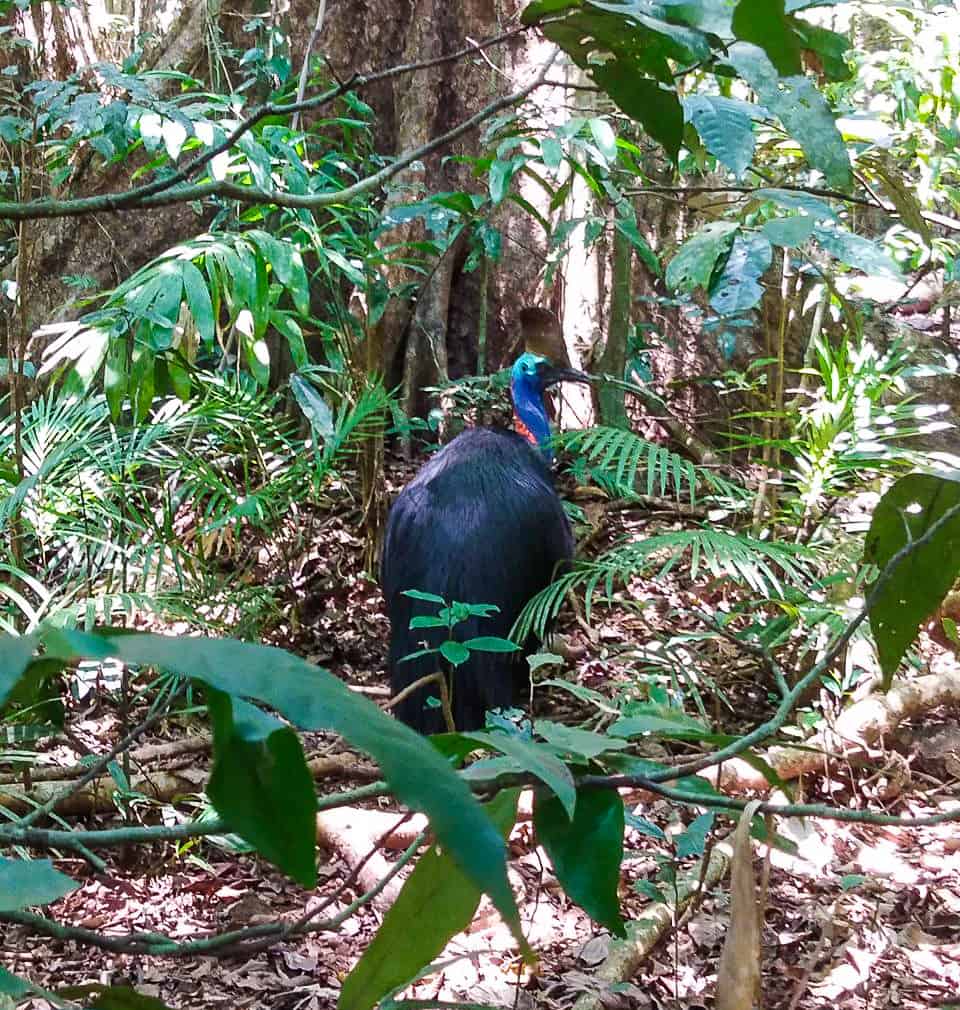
[[4, 455, 960, 1010]]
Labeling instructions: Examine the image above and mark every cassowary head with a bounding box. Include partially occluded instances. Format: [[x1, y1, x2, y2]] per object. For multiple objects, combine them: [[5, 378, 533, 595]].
[[511, 352, 591, 461]]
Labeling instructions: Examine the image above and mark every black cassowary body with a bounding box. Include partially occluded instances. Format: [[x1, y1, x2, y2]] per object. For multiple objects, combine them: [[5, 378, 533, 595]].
[[381, 353, 589, 734]]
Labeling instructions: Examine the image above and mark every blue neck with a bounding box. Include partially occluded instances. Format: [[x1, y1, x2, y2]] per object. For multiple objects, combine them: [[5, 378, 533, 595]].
[[512, 381, 553, 463]]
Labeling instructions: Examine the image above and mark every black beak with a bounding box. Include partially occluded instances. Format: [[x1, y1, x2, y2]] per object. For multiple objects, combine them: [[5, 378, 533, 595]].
[[542, 365, 593, 388]]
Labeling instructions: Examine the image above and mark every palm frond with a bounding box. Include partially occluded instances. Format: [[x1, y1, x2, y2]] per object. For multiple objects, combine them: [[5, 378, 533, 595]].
[[513, 527, 813, 640], [560, 426, 748, 504]]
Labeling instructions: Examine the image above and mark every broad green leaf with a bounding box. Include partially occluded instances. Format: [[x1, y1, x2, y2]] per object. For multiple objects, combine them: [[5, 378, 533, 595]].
[[440, 640, 471, 666], [756, 187, 837, 221], [812, 224, 901, 279], [0, 858, 77, 911], [289, 374, 335, 441], [534, 720, 629, 761], [340, 789, 519, 1010], [60, 984, 173, 1009], [609, 707, 710, 740], [591, 70, 684, 163], [728, 42, 851, 188], [103, 335, 129, 419], [589, 117, 618, 162], [762, 215, 815, 247], [534, 787, 625, 936], [732, 0, 802, 75], [0, 967, 32, 997], [860, 155, 932, 244], [50, 631, 522, 945], [270, 311, 308, 370], [461, 637, 520, 653], [684, 95, 757, 178], [863, 473, 960, 686], [792, 22, 854, 82], [674, 810, 715, 858], [540, 135, 563, 168], [466, 731, 576, 817], [0, 633, 37, 706], [409, 616, 447, 629], [180, 260, 215, 346], [62, 328, 109, 398], [490, 156, 524, 205], [402, 589, 446, 604], [709, 232, 772, 314], [665, 222, 738, 293], [207, 692, 317, 887]]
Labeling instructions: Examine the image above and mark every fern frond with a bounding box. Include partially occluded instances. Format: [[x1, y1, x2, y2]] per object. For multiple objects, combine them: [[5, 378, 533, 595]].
[[513, 526, 813, 640], [560, 426, 746, 504]]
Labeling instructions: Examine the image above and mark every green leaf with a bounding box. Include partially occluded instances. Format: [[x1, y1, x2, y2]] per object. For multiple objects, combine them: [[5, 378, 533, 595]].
[[60, 984, 174, 1009], [591, 71, 683, 163], [103, 336, 129, 419], [534, 720, 629, 761], [440, 640, 471, 666], [534, 787, 625, 936], [289, 374, 335, 441], [755, 187, 838, 221], [540, 135, 563, 168], [863, 473, 960, 686], [665, 222, 738, 293], [727, 42, 851, 188], [589, 117, 618, 162], [792, 22, 854, 82], [614, 216, 661, 276], [762, 215, 815, 247], [180, 260, 215, 346], [51, 631, 523, 946], [732, 0, 802, 75], [466, 731, 576, 818], [709, 232, 772, 314], [0, 857, 77, 911], [402, 589, 447, 604], [674, 811, 715, 858], [609, 706, 710, 740], [207, 692, 317, 887], [461, 636, 520, 653], [409, 616, 447, 629], [340, 789, 519, 1010], [684, 95, 757, 178], [812, 224, 901, 279], [489, 156, 524, 205], [0, 967, 32, 997], [0, 633, 37, 706]]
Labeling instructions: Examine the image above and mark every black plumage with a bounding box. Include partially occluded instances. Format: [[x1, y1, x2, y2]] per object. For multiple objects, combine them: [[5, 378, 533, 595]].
[[381, 354, 588, 734]]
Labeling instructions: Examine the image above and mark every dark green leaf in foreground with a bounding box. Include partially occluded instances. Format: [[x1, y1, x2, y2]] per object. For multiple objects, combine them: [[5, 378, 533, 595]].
[[466, 730, 577, 818], [0, 968, 32, 997], [863, 473, 960, 686], [339, 788, 520, 1010], [207, 691, 317, 887], [665, 222, 738, 294], [732, 0, 802, 75], [0, 633, 37, 707], [0, 857, 77, 911], [48, 631, 522, 945], [535, 787, 626, 937], [61, 983, 174, 1009]]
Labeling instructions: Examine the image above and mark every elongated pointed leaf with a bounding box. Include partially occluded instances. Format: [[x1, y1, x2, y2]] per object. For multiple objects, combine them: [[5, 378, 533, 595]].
[[0, 633, 37, 706], [732, 0, 802, 75], [207, 692, 317, 886], [534, 787, 625, 936], [466, 731, 576, 818], [709, 232, 772, 314], [863, 473, 960, 685], [340, 789, 519, 1010], [46, 630, 522, 945], [666, 222, 738, 293], [0, 858, 77, 911]]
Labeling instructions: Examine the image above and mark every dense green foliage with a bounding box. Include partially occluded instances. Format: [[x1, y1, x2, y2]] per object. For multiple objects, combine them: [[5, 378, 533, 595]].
[[1, 0, 960, 1006]]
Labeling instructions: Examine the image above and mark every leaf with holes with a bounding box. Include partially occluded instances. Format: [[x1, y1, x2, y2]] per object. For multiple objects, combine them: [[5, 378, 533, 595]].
[[710, 232, 772, 314]]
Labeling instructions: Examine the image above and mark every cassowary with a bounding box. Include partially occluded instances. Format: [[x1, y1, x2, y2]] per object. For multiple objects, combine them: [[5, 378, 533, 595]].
[[381, 352, 589, 734]]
